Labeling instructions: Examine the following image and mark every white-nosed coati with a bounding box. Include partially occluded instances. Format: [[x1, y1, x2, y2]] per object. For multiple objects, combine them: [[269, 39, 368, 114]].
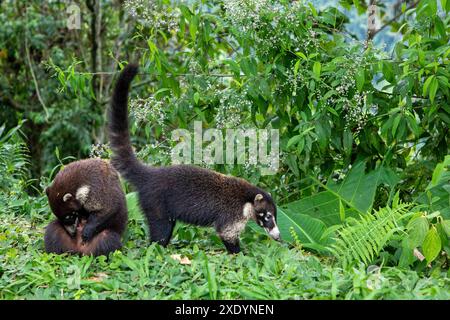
[[108, 64, 280, 254], [44, 159, 128, 256]]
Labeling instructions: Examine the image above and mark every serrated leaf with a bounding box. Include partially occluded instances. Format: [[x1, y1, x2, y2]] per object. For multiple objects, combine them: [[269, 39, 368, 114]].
[[339, 199, 345, 222], [343, 129, 352, 156], [193, 92, 200, 104], [189, 15, 198, 41], [356, 69, 365, 92], [441, 220, 450, 236], [423, 75, 434, 97], [295, 52, 307, 60], [313, 61, 321, 79], [422, 227, 442, 263], [308, 2, 318, 17], [406, 216, 429, 248], [294, 59, 301, 76], [429, 77, 438, 103], [287, 135, 302, 149], [392, 115, 401, 137], [297, 138, 305, 154]]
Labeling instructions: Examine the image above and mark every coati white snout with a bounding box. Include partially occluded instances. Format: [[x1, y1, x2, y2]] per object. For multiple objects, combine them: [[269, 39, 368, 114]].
[[44, 159, 128, 256], [107, 64, 280, 254]]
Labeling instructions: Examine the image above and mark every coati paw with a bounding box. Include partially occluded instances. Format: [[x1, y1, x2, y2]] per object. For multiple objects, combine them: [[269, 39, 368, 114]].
[[81, 227, 95, 243]]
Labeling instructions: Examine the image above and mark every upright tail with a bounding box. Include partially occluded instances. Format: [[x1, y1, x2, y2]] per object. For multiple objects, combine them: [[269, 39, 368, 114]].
[[108, 64, 143, 184]]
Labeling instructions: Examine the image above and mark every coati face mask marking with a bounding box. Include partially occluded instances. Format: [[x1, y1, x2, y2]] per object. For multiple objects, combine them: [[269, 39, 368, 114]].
[[253, 194, 281, 242], [45, 187, 83, 237], [61, 211, 79, 237]]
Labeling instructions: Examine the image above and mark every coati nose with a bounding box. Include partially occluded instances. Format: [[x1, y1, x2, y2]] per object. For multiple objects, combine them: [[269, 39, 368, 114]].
[[64, 224, 77, 237], [265, 225, 281, 242]]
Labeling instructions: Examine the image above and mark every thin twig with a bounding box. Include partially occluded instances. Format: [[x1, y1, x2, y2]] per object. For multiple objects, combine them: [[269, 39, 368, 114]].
[[25, 9, 49, 121]]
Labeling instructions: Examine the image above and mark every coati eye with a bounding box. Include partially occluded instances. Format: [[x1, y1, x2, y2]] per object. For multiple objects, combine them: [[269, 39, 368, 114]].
[[64, 212, 77, 221]]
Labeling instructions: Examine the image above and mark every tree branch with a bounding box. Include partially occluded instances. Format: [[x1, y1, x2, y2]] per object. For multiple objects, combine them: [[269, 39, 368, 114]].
[[371, 0, 420, 39]]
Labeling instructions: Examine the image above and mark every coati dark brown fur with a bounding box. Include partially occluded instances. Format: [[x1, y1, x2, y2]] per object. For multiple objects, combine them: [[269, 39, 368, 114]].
[[44, 158, 128, 256], [108, 64, 280, 254]]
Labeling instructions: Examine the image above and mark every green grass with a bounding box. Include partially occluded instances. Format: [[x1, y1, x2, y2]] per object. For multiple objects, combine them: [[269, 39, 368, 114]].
[[0, 197, 449, 300]]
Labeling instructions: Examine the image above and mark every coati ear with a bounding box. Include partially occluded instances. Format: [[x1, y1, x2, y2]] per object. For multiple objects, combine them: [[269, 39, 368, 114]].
[[63, 193, 73, 202], [255, 194, 264, 202]]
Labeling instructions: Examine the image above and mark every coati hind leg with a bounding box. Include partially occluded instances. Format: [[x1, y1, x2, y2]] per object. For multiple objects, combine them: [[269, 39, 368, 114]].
[[44, 220, 78, 254], [79, 230, 122, 256]]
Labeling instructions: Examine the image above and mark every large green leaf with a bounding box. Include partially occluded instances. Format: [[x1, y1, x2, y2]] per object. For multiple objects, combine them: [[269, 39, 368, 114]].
[[285, 162, 398, 226], [422, 227, 442, 263], [405, 216, 429, 248], [247, 207, 329, 252], [416, 156, 450, 219]]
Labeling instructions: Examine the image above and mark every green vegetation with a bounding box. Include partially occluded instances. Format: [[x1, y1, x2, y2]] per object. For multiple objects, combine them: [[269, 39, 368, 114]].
[[1, 0, 449, 299]]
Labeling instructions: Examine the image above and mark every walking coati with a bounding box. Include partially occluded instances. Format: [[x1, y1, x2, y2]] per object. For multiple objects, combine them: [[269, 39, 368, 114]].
[[108, 64, 280, 253]]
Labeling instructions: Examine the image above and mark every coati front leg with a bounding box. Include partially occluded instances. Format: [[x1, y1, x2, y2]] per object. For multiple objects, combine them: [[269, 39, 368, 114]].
[[148, 218, 175, 247], [81, 209, 114, 243], [216, 220, 247, 254], [220, 236, 241, 254], [78, 230, 122, 256]]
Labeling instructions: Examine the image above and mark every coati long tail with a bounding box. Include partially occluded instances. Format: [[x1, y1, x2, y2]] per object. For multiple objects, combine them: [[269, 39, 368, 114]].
[[108, 64, 142, 183]]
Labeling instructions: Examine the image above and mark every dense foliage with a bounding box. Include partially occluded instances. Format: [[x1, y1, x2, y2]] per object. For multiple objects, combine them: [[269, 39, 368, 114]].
[[0, 0, 449, 299]]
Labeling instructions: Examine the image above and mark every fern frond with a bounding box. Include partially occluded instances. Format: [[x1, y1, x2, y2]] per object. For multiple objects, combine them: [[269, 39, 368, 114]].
[[327, 203, 412, 268], [0, 124, 30, 189]]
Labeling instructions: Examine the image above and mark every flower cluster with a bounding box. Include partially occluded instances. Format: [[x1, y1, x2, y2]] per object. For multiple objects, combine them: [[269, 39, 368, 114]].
[[89, 143, 110, 159], [129, 95, 166, 127], [214, 88, 252, 129], [224, 0, 317, 57], [124, 0, 181, 33], [342, 92, 374, 134]]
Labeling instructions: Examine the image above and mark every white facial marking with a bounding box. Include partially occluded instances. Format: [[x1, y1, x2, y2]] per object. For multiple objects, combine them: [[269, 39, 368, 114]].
[[63, 193, 73, 202], [242, 202, 254, 219], [75, 185, 90, 204], [265, 225, 281, 240]]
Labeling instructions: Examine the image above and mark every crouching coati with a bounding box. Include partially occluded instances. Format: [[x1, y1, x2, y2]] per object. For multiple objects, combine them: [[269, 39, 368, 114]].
[[108, 64, 280, 254], [44, 158, 128, 256]]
